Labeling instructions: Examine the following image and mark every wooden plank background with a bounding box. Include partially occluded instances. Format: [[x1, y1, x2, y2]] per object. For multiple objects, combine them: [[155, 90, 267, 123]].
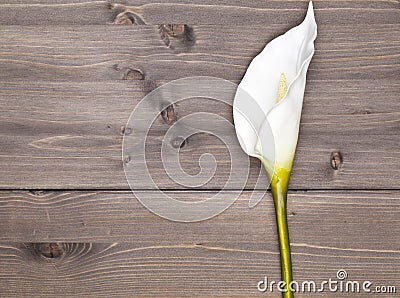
[[0, 0, 399, 297]]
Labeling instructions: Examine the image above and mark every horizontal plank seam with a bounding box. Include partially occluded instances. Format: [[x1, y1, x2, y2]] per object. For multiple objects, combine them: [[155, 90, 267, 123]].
[[0, 188, 398, 192]]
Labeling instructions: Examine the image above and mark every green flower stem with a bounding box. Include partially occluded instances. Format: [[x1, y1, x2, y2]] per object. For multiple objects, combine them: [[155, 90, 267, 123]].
[[270, 168, 293, 298]]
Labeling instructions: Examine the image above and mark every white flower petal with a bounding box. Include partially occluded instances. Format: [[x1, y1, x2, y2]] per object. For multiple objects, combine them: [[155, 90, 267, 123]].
[[233, 1, 317, 171]]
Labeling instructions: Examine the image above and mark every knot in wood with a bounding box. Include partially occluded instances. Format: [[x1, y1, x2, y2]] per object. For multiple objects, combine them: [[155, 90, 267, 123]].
[[34, 243, 65, 259], [330, 151, 343, 170], [162, 24, 186, 37], [123, 155, 131, 164], [124, 68, 144, 80], [158, 24, 195, 50], [113, 11, 145, 25], [161, 104, 176, 125], [171, 137, 186, 149], [120, 125, 133, 135]]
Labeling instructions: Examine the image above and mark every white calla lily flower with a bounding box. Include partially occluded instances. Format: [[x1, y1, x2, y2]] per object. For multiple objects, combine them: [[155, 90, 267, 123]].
[[233, 2, 317, 297], [233, 1, 317, 176]]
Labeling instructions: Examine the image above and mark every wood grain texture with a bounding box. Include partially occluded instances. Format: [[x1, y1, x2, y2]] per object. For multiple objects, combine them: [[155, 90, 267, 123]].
[[0, 1, 399, 296], [0, 190, 399, 247], [0, 241, 398, 297], [0, 24, 399, 189], [0, 0, 398, 25], [0, 190, 399, 296], [1, 24, 399, 82]]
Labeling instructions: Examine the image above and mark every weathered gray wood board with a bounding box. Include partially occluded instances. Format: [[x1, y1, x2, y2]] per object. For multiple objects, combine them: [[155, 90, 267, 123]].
[[0, 241, 398, 297], [1, 24, 399, 82], [0, 190, 399, 247], [0, 0, 399, 297], [0, 0, 399, 25], [0, 24, 399, 189], [0, 191, 399, 297]]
